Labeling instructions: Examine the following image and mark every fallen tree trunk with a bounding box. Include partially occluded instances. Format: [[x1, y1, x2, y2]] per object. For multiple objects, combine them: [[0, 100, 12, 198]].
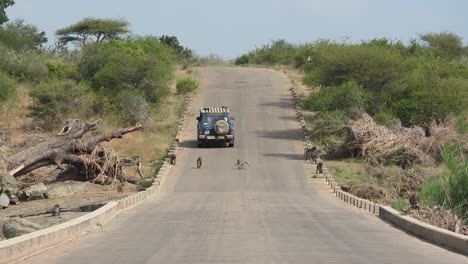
[[6, 119, 143, 178]]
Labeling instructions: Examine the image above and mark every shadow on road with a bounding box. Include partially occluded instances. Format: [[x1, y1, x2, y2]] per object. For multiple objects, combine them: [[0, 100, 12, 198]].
[[257, 128, 302, 141], [264, 153, 303, 161]]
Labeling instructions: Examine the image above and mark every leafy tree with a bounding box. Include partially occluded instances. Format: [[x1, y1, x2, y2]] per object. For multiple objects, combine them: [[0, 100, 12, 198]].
[[419, 32, 464, 60], [0, 19, 47, 50], [159, 35, 194, 64], [78, 37, 175, 105], [0, 0, 14, 25], [56, 18, 129, 46]]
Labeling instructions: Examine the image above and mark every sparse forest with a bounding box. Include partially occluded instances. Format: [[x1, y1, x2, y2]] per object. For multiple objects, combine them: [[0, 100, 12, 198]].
[[236, 34, 468, 229]]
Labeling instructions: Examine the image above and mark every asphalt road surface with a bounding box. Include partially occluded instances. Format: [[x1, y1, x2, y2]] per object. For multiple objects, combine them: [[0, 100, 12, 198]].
[[16, 67, 467, 264]]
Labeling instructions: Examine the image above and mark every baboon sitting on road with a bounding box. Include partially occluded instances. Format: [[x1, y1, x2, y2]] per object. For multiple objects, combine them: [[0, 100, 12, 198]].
[[197, 156, 202, 168]]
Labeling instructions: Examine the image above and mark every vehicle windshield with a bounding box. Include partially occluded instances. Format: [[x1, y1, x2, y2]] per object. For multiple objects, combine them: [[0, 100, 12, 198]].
[[201, 114, 228, 124]]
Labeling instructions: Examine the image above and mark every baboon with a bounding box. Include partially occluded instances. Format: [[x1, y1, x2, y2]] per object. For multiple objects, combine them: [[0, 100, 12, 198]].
[[117, 183, 125, 193], [50, 204, 61, 216], [305, 147, 321, 164], [316, 159, 323, 174], [235, 160, 251, 170], [197, 156, 202, 168], [409, 193, 419, 209], [169, 154, 176, 165]]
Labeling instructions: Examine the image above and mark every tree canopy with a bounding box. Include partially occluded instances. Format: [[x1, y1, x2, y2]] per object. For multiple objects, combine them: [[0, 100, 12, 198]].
[[0, 0, 14, 25], [56, 18, 130, 46], [0, 19, 47, 50]]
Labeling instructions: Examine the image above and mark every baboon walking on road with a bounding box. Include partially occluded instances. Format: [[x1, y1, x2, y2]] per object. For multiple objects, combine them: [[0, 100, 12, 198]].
[[197, 156, 202, 168], [316, 159, 323, 174], [235, 159, 251, 170]]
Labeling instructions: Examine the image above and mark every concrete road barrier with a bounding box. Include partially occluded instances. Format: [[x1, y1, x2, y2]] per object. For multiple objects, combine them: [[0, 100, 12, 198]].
[[379, 206, 468, 255]]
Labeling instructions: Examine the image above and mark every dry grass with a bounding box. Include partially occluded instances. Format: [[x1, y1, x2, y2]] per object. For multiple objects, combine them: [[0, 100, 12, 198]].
[[104, 68, 194, 176]]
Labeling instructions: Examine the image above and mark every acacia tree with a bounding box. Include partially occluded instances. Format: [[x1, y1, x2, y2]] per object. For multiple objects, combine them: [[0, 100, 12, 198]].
[[56, 17, 130, 46], [0, 0, 14, 25]]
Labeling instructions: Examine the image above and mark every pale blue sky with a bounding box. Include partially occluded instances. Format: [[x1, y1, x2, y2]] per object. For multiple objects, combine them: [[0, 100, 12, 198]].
[[7, 0, 468, 59]]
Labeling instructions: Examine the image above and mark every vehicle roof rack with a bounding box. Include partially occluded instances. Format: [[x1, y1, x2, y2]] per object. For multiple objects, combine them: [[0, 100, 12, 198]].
[[200, 106, 230, 113]]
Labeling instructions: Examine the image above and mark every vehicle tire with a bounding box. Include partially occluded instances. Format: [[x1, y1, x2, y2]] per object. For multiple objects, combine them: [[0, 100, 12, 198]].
[[214, 120, 229, 134], [197, 141, 203, 148], [229, 141, 234, 147]]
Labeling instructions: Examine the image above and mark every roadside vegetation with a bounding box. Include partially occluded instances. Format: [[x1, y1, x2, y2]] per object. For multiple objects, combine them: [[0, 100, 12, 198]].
[[236, 34, 468, 232], [0, 3, 198, 180]]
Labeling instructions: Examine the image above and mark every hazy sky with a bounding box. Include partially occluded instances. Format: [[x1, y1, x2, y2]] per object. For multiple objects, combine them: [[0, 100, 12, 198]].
[[7, 0, 468, 59]]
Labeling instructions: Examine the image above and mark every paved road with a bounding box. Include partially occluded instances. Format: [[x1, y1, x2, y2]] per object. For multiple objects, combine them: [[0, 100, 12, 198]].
[[17, 67, 467, 263]]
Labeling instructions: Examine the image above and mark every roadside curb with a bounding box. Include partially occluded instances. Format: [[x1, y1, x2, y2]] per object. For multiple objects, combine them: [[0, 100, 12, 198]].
[[0, 93, 195, 263], [288, 81, 468, 256]]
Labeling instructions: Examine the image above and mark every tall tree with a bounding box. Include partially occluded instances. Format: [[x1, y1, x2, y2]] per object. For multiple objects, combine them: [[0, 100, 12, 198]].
[[0, 0, 14, 25], [56, 17, 129, 46], [420, 32, 464, 60], [0, 19, 47, 50]]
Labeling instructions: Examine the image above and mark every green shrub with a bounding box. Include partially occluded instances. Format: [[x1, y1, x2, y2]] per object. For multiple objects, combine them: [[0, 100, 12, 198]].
[[79, 37, 175, 104], [0, 45, 48, 82], [176, 77, 198, 94], [420, 177, 446, 206], [419, 146, 468, 221], [455, 111, 468, 135], [112, 90, 149, 125], [391, 198, 410, 211], [0, 71, 16, 102], [138, 178, 154, 190], [46, 60, 77, 79], [443, 146, 468, 220], [308, 110, 349, 140], [374, 112, 399, 127], [303, 81, 368, 116], [28, 79, 88, 129]]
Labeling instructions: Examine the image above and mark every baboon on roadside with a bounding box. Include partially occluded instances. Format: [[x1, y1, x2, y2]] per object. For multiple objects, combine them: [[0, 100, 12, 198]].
[[409, 193, 419, 209], [197, 156, 202, 168], [316, 159, 323, 174], [117, 183, 125, 193], [305, 147, 321, 164], [50, 204, 61, 216], [169, 154, 176, 165]]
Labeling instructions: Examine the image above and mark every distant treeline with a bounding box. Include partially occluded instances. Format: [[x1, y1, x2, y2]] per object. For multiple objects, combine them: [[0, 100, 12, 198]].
[[235, 34, 468, 133]]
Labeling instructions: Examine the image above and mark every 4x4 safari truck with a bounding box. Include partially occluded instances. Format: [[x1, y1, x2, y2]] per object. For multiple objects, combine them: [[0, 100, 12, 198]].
[[197, 107, 235, 147]]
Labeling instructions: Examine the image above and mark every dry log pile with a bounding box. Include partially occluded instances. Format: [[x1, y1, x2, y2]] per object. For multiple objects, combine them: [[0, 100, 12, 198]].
[[5, 119, 143, 185], [347, 113, 465, 168]]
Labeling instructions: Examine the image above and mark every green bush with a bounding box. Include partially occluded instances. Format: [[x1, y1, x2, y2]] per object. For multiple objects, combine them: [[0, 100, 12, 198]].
[[391, 198, 410, 211], [374, 112, 399, 127], [303, 45, 405, 93], [46, 60, 77, 79], [443, 146, 468, 220], [234, 39, 297, 65], [0, 45, 49, 82], [28, 79, 88, 129], [303, 81, 368, 116], [420, 177, 446, 206], [308, 110, 349, 140], [0, 71, 16, 102], [176, 77, 198, 94], [111, 90, 149, 125], [419, 146, 468, 221], [79, 37, 175, 104], [455, 111, 468, 135]]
